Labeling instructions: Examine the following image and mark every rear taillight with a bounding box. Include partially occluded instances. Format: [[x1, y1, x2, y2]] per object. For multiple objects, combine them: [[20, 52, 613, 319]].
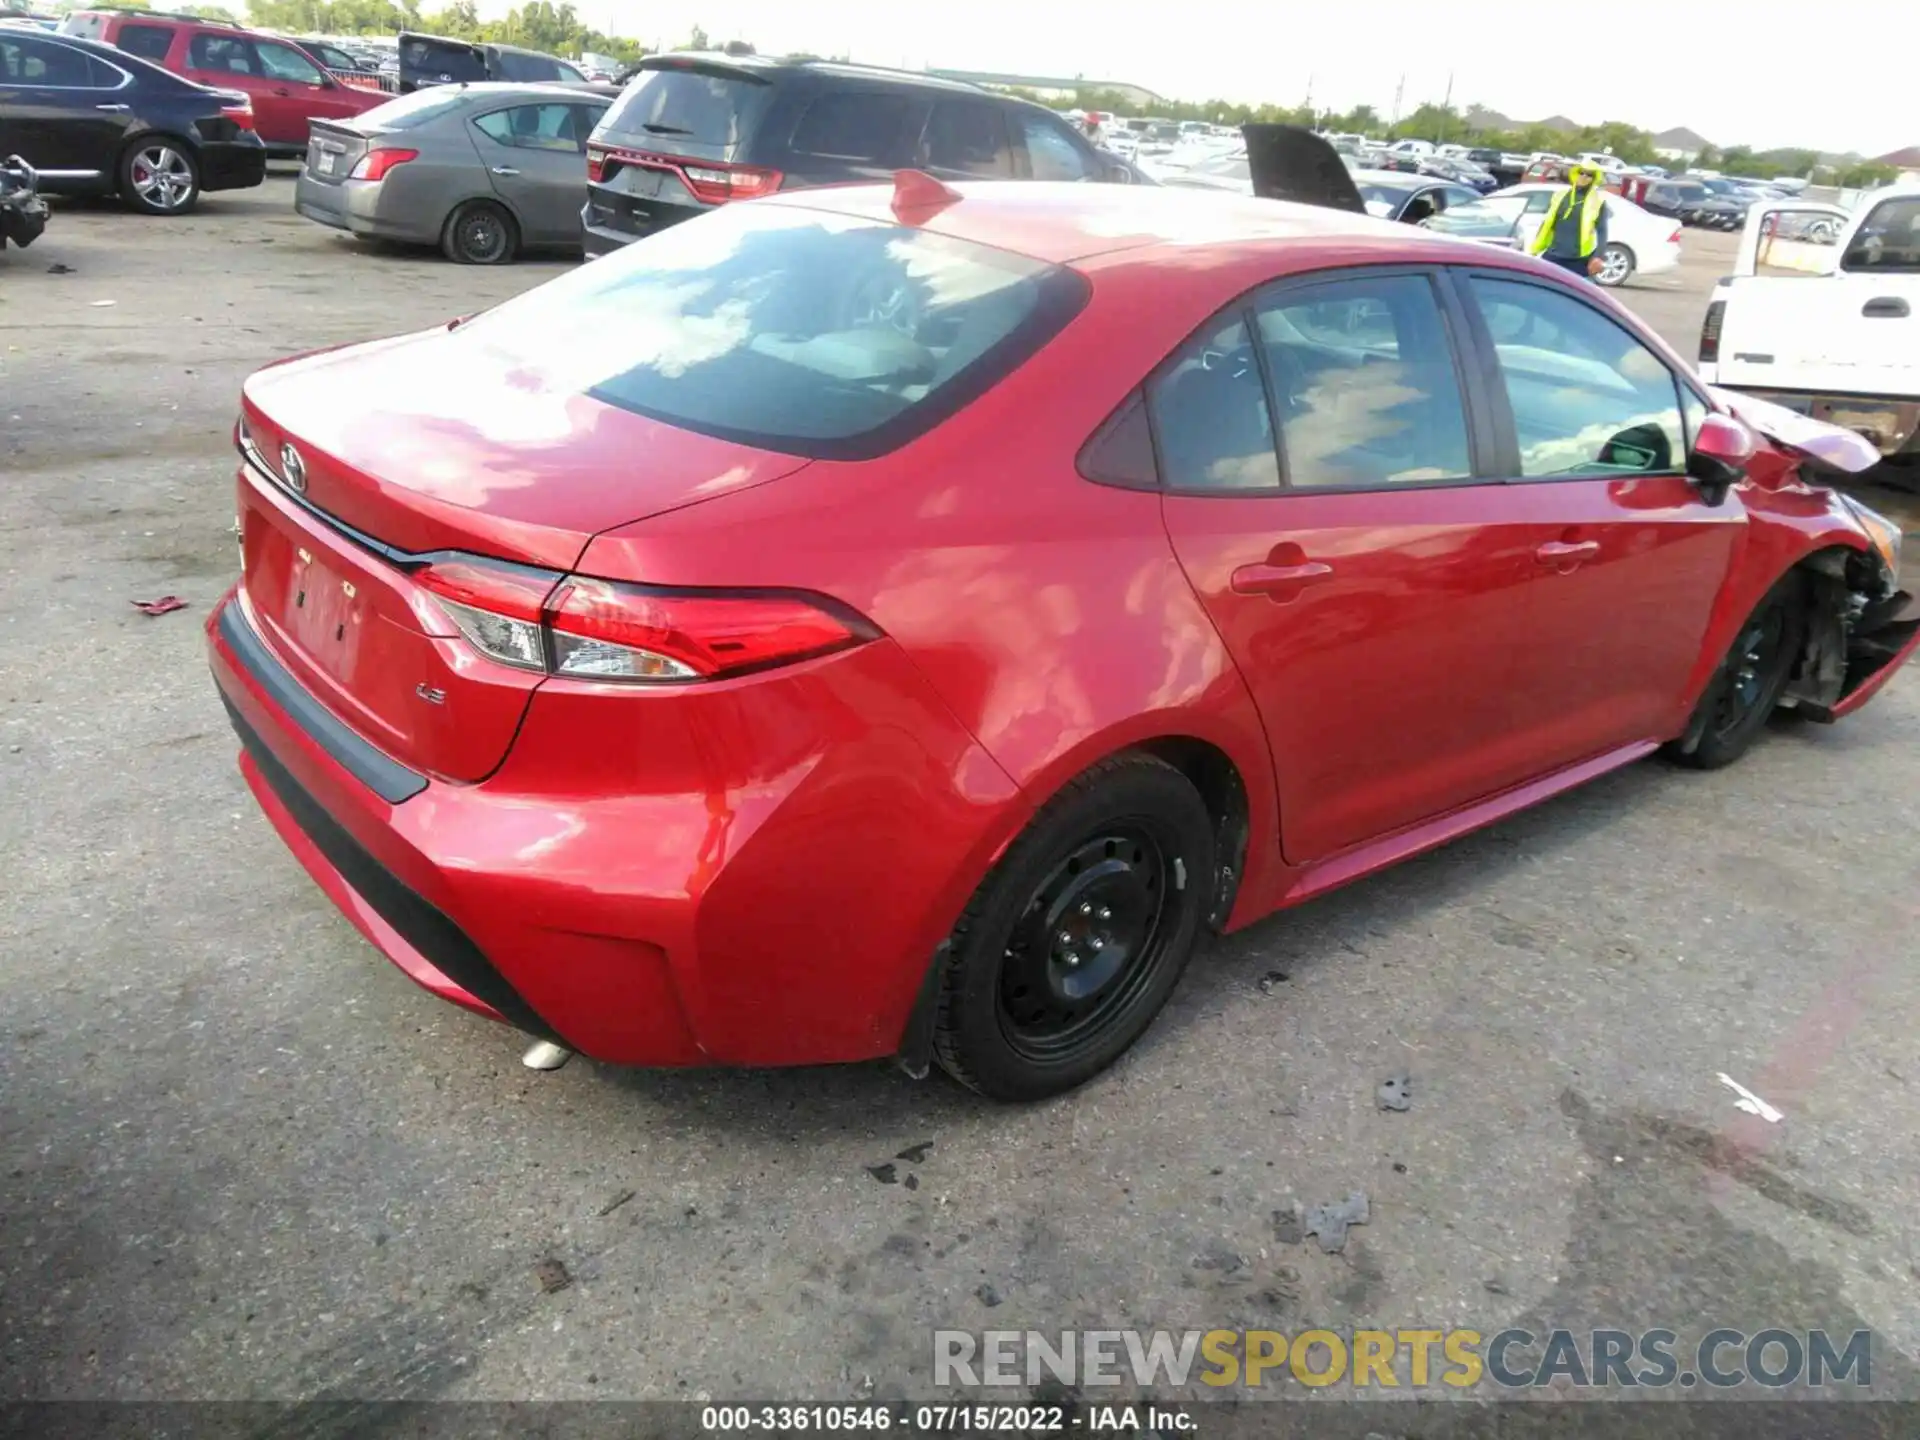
[[1699, 299, 1726, 364], [586, 143, 608, 183], [414, 557, 870, 683], [221, 102, 254, 131], [680, 163, 782, 204], [350, 147, 418, 182]]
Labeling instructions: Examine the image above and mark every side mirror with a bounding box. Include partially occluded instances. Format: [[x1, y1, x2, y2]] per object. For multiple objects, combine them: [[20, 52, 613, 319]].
[[1687, 412, 1756, 505]]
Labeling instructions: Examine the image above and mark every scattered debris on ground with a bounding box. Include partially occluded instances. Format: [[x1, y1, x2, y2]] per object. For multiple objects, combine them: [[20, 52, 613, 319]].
[[1192, 1239, 1247, 1273], [47, 263, 74, 275], [1377, 1073, 1412, 1112], [533, 1258, 572, 1294], [896, 1141, 934, 1163], [1272, 1201, 1304, 1246], [1484, 1277, 1509, 1295], [1258, 970, 1290, 994], [975, 1282, 1002, 1307], [864, 1162, 899, 1185], [1717, 1072, 1783, 1123], [597, 1189, 636, 1217], [131, 596, 188, 616], [1303, 1192, 1370, 1253]]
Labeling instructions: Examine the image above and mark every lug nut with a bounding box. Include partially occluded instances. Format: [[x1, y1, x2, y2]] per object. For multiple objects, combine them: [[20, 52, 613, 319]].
[[1056, 929, 1073, 946], [1090, 937, 1105, 951], [1097, 906, 1112, 920], [1079, 902, 1092, 916]]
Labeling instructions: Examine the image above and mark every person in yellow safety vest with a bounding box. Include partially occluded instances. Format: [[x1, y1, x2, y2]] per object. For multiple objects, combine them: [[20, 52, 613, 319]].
[[1529, 163, 1610, 278]]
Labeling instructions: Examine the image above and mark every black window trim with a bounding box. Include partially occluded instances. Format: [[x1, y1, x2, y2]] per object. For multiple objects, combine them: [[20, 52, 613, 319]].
[[1443, 265, 1706, 482], [1131, 262, 1504, 499], [1, 33, 131, 90]]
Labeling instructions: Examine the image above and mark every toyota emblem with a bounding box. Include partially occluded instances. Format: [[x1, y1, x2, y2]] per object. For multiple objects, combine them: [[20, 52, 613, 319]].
[[279, 442, 307, 495]]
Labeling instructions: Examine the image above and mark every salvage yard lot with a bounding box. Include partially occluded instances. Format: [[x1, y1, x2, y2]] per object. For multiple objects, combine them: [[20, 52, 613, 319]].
[[3, 175, 1918, 1406]]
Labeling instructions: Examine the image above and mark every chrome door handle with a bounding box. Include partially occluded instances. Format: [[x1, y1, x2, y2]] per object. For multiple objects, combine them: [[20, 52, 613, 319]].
[[96, 103, 130, 111], [490, 166, 520, 176]]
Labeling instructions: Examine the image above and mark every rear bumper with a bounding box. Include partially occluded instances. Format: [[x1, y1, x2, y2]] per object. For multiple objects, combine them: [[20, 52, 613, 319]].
[[200, 140, 268, 194], [580, 187, 704, 257], [294, 171, 434, 243], [206, 585, 1026, 1069]]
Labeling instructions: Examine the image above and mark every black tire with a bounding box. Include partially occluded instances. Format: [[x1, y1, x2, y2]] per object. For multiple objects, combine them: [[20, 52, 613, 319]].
[[1668, 573, 1807, 770], [118, 136, 199, 215], [441, 199, 518, 265], [1593, 242, 1635, 287], [932, 753, 1215, 1102]]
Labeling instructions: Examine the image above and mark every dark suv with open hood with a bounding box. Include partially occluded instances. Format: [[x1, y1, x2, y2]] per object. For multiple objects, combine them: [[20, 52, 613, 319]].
[[581, 54, 1140, 257]]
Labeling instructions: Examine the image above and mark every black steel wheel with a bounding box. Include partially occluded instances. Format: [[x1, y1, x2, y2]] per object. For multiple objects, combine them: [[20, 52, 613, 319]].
[[1669, 574, 1806, 770], [933, 753, 1214, 1101], [442, 199, 518, 265]]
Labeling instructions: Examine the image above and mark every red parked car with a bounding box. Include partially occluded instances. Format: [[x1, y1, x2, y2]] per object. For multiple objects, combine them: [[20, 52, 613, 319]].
[[206, 177, 1917, 1101], [60, 9, 383, 154]]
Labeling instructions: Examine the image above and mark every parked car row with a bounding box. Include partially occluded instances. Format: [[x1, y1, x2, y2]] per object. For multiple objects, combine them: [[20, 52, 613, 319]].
[[0, 8, 606, 226], [0, 27, 266, 214]]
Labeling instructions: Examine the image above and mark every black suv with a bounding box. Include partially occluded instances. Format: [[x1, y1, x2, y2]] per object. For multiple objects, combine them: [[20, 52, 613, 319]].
[[582, 55, 1141, 257]]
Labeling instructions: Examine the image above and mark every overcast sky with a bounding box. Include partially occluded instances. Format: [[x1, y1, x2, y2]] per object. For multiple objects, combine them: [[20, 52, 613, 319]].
[[527, 0, 1915, 157]]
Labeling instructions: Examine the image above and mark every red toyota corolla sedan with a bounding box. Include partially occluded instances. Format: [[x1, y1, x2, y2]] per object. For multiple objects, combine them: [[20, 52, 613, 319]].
[[207, 176, 1917, 1101]]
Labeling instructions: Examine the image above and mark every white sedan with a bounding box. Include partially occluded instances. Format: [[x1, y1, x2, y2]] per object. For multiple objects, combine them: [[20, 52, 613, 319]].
[[1484, 183, 1684, 286]]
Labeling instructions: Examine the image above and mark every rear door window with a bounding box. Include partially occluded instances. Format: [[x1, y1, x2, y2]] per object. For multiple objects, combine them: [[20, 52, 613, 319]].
[[787, 91, 909, 163], [0, 35, 98, 85], [255, 40, 325, 86], [474, 103, 583, 152], [600, 64, 772, 155], [1843, 197, 1920, 272], [494, 50, 559, 82], [1147, 316, 1281, 493], [1256, 273, 1474, 489], [188, 34, 257, 75], [921, 100, 1014, 177], [461, 204, 1086, 460], [1015, 110, 1095, 181], [114, 21, 174, 60]]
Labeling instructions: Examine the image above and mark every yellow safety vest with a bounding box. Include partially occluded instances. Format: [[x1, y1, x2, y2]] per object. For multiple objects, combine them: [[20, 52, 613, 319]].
[[1530, 183, 1604, 257]]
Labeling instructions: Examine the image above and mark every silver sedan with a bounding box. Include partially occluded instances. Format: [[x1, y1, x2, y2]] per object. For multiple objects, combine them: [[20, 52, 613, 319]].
[[294, 82, 610, 264]]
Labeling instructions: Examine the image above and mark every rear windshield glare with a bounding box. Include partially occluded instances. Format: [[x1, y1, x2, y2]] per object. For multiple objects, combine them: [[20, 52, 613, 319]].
[[459, 204, 1088, 460], [356, 87, 474, 129], [599, 65, 772, 148]]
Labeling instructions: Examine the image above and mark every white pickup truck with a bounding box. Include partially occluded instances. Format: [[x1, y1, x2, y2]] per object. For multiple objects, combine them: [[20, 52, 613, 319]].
[[1697, 183, 1920, 464]]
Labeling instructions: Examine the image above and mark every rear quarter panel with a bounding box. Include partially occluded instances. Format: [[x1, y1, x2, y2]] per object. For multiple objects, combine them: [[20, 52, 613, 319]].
[[576, 252, 1297, 926]]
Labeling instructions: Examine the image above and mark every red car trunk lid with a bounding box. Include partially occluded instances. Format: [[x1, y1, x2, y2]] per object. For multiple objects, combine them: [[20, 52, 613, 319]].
[[236, 326, 810, 783]]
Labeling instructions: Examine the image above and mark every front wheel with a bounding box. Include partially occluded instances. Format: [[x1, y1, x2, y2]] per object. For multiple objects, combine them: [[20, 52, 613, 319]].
[[1593, 242, 1635, 286], [441, 199, 518, 264], [933, 754, 1215, 1102], [1668, 575, 1806, 770], [119, 139, 199, 215]]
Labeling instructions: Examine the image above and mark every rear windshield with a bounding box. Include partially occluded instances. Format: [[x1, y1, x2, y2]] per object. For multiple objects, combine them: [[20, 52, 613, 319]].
[[460, 204, 1087, 460], [599, 64, 772, 148], [401, 36, 483, 83], [354, 87, 474, 129]]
